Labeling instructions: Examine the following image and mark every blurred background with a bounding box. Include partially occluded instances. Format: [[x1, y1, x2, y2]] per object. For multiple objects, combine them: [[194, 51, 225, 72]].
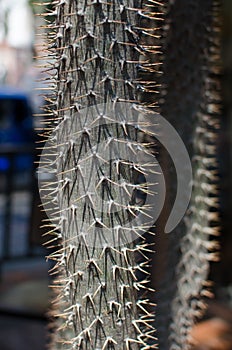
[[0, 0, 231, 349], [0, 0, 51, 349]]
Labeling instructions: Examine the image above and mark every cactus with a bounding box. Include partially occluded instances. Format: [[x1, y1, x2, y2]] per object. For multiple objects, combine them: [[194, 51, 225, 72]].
[[151, 1, 222, 349], [37, 0, 221, 349], [38, 0, 163, 349]]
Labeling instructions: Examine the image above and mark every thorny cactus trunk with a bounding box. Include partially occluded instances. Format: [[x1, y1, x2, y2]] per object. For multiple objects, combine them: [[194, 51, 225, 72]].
[[152, 1, 222, 349], [41, 0, 162, 349], [38, 0, 221, 349]]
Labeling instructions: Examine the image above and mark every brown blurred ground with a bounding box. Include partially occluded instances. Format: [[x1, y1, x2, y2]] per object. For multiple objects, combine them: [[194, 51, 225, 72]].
[[0, 259, 50, 350]]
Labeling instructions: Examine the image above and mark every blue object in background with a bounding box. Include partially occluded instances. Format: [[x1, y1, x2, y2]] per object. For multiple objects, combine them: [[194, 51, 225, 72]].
[[0, 87, 35, 171]]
